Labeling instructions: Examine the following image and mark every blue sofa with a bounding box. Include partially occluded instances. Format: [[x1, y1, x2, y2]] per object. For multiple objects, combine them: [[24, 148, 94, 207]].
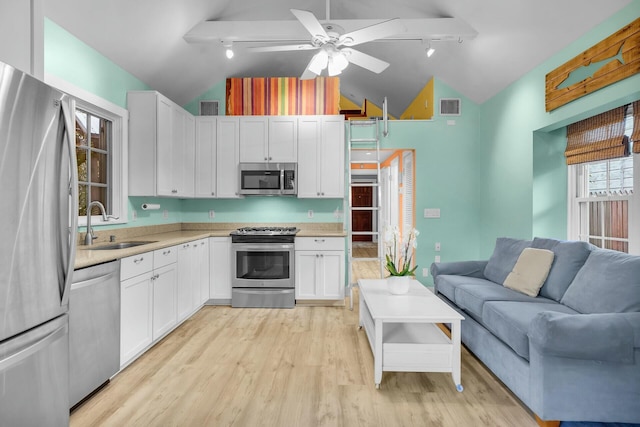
[[430, 237, 640, 424]]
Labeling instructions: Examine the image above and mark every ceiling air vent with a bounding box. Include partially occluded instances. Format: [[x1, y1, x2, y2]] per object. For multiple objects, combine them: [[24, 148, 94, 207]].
[[199, 100, 219, 116], [439, 98, 461, 116]]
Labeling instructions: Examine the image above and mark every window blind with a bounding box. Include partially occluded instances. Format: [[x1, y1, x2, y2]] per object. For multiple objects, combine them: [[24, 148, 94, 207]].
[[565, 106, 628, 165], [632, 101, 640, 154]]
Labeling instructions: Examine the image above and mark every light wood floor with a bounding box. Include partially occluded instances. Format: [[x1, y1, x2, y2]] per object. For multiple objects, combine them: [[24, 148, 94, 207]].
[[71, 244, 538, 427]]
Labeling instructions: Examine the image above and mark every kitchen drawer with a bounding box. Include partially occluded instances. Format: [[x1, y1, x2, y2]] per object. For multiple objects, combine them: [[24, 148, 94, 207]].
[[154, 245, 178, 268], [295, 237, 344, 251], [121, 252, 153, 280]]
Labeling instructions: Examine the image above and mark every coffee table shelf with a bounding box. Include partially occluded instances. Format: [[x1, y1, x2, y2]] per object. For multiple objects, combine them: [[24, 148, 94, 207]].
[[358, 279, 464, 391]]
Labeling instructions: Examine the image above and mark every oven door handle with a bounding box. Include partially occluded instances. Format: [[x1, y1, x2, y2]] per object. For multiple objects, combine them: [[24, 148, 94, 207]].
[[233, 244, 293, 251]]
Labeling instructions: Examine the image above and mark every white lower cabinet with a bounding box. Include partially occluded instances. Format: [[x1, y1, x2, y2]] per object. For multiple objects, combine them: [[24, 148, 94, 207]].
[[120, 247, 178, 367], [177, 242, 194, 322], [177, 238, 210, 321], [151, 263, 177, 340], [295, 237, 345, 301], [120, 267, 153, 367], [196, 239, 210, 305], [209, 237, 232, 302]]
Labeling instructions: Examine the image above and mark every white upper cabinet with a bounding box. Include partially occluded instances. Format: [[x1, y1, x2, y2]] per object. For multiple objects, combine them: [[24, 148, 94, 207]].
[[194, 116, 217, 198], [128, 91, 196, 198], [268, 116, 298, 163], [297, 115, 345, 198], [216, 116, 241, 198], [0, 0, 43, 78], [239, 116, 298, 163], [239, 117, 268, 162]]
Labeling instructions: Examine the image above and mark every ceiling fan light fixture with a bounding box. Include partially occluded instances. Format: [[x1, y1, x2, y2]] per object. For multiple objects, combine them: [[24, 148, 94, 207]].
[[328, 51, 349, 75], [309, 50, 329, 74]]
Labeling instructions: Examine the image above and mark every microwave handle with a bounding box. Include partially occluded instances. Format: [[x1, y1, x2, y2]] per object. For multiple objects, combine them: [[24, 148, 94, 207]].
[[280, 169, 285, 193]]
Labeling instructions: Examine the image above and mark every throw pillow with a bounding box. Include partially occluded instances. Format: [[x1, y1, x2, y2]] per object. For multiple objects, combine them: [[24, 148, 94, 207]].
[[503, 248, 555, 297], [531, 237, 592, 301], [561, 249, 640, 314], [483, 237, 532, 285]]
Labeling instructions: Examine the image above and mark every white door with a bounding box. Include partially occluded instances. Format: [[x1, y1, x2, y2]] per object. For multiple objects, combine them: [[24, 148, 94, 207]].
[[402, 151, 414, 235], [389, 157, 400, 230]]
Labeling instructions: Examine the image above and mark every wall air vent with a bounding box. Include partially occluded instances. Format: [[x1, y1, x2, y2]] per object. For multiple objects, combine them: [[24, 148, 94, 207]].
[[439, 98, 461, 116], [199, 100, 219, 116]]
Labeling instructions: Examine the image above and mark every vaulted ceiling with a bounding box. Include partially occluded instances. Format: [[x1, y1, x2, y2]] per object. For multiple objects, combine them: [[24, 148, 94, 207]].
[[46, 0, 632, 117]]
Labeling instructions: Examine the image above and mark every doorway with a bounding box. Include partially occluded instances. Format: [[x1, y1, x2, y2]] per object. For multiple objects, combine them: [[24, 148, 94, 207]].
[[351, 185, 373, 242]]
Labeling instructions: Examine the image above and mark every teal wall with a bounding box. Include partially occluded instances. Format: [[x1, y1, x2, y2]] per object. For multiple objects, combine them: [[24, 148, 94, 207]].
[[374, 81, 481, 285], [44, 19, 149, 108], [477, 2, 640, 257]]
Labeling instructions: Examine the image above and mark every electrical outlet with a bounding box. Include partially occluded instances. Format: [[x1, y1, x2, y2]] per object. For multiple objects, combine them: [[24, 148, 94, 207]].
[[435, 242, 441, 251], [435, 255, 441, 263], [209, 210, 215, 219], [307, 210, 314, 219], [422, 268, 429, 277], [163, 210, 169, 219], [132, 210, 137, 220]]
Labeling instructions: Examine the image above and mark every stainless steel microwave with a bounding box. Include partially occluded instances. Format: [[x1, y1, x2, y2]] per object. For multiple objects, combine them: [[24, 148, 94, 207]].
[[238, 163, 297, 196]]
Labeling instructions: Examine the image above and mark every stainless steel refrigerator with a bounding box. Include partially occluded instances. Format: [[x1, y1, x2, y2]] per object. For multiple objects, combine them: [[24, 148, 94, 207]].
[[0, 60, 77, 426]]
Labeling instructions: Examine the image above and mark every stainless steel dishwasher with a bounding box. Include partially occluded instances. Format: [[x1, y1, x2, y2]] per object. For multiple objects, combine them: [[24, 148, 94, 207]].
[[69, 260, 120, 408]]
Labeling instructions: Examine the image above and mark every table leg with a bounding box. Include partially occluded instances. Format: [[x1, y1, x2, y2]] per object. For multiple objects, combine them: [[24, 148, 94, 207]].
[[450, 319, 463, 392], [374, 319, 383, 388]]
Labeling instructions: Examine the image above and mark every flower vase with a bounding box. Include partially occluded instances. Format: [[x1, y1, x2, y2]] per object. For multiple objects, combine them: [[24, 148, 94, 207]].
[[386, 275, 411, 295]]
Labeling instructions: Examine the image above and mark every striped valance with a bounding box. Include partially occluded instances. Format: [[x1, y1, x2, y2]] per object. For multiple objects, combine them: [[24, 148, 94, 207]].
[[226, 77, 340, 116], [565, 106, 628, 165]]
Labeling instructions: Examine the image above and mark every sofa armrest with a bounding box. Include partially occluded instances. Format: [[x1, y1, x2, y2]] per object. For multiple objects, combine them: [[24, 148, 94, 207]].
[[430, 260, 488, 280], [528, 312, 640, 364]]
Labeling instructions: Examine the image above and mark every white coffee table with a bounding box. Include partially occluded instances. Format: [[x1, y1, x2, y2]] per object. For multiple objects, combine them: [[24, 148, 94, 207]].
[[358, 279, 465, 391]]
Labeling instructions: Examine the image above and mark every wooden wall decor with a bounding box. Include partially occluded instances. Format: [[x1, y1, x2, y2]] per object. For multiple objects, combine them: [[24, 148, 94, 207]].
[[545, 17, 640, 112], [226, 77, 340, 115]]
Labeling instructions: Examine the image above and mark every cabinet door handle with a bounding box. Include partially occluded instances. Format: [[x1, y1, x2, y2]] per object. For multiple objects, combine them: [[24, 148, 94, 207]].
[[133, 257, 144, 264], [163, 250, 171, 255], [172, 189, 178, 194], [211, 192, 215, 196], [314, 239, 325, 243]]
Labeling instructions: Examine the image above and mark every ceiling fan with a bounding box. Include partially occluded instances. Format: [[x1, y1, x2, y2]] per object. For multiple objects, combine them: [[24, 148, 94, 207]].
[[184, 1, 478, 78], [247, 9, 406, 79]]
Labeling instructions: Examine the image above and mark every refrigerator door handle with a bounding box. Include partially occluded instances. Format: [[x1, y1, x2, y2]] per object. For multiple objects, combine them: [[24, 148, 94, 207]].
[[60, 101, 78, 307], [0, 325, 66, 372]]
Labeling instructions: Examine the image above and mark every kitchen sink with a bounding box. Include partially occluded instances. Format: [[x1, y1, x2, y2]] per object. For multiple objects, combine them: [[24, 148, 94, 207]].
[[84, 241, 157, 250]]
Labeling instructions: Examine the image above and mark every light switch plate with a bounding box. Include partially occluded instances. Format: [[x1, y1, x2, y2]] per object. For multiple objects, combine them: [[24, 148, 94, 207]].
[[308, 210, 314, 218], [435, 255, 441, 263], [209, 210, 215, 219], [424, 208, 441, 218]]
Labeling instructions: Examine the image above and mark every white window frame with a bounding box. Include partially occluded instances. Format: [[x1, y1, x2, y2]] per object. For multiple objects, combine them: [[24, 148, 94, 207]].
[[567, 153, 640, 255], [45, 73, 128, 226]]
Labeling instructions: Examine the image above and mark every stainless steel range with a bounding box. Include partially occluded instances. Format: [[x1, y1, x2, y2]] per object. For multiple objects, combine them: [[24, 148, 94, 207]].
[[230, 226, 299, 308]]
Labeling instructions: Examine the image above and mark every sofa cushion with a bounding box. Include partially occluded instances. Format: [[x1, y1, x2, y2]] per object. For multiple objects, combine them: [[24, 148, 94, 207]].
[[454, 282, 555, 319], [434, 275, 494, 304], [561, 249, 640, 314], [503, 248, 555, 297], [531, 237, 592, 301], [484, 238, 532, 285], [482, 301, 579, 360]]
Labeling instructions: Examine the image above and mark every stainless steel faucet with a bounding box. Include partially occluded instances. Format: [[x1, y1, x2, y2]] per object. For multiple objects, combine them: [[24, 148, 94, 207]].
[[84, 201, 119, 245]]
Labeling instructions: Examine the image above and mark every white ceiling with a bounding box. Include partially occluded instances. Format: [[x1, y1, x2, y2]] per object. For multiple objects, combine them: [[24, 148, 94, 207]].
[[46, 0, 632, 117]]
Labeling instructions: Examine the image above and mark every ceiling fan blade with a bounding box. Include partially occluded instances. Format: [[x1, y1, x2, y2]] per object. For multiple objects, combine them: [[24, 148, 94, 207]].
[[290, 9, 329, 42], [248, 43, 317, 53], [338, 19, 406, 47], [342, 48, 390, 73]]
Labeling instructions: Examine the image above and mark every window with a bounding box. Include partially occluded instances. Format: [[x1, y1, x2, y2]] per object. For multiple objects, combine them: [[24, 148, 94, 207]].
[[568, 105, 638, 253], [45, 74, 129, 226], [76, 109, 112, 216]]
